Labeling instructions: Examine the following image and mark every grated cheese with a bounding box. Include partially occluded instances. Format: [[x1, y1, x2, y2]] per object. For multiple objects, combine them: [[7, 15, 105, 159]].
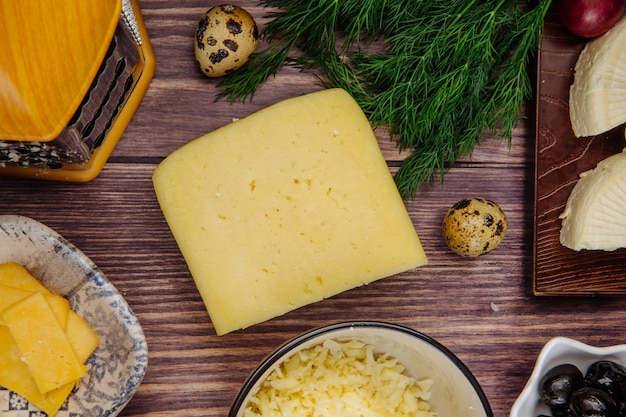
[[243, 339, 436, 417]]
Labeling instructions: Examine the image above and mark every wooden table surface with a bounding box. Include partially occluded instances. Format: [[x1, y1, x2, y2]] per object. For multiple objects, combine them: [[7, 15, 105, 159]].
[[3, 1, 626, 417]]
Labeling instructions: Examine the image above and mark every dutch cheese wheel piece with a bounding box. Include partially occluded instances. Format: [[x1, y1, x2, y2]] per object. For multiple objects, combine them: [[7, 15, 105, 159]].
[[153, 88, 427, 335], [569, 16, 626, 137], [560, 148, 626, 250]]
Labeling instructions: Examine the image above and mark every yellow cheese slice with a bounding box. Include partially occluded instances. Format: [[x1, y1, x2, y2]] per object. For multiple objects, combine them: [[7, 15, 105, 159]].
[[65, 311, 100, 363], [0, 262, 51, 294], [0, 284, 70, 330], [153, 88, 427, 335], [43, 294, 71, 331], [0, 263, 99, 358], [0, 326, 75, 416], [1, 292, 87, 394]]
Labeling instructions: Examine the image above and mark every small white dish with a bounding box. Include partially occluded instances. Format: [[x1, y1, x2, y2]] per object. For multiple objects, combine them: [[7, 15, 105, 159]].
[[0, 214, 147, 417], [510, 337, 626, 417], [229, 321, 493, 417]]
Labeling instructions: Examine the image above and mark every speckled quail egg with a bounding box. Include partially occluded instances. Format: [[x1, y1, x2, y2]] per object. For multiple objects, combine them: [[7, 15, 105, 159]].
[[194, 5, 259, 77], [442, 198, 507, 257]]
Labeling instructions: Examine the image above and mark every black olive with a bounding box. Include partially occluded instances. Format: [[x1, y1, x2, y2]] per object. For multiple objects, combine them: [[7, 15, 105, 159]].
[[552, 406, 575, 417], [569, 387, 618, 417], [540, 364, 585, 409], [584, 360, 626, 403]]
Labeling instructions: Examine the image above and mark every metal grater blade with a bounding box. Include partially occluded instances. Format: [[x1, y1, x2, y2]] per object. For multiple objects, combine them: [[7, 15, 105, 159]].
[[121, 0, 142, 45]]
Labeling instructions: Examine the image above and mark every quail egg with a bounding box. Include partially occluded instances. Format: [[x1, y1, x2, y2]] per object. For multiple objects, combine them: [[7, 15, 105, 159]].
[[194, 5, 259, 77], [442, 198, 507, 257]]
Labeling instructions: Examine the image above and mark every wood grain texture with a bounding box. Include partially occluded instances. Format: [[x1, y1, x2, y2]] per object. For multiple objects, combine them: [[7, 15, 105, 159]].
[[2, 1, 626, 417]]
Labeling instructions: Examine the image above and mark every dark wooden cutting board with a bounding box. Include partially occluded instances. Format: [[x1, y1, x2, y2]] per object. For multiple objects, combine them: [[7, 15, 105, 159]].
[[533, 6, 626, 295]]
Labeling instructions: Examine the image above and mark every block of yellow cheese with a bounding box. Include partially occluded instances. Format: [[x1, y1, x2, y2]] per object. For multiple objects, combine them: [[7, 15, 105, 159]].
[[153, 88, 427, 335], [1, 291, 87, 394]]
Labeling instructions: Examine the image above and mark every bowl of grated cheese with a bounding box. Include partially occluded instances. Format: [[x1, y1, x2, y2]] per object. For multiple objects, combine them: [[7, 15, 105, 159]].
[[229, 321, 493, 417]]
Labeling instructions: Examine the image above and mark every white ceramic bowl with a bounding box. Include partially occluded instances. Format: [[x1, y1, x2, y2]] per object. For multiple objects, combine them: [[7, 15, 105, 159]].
[[229, 321, 493, 417], [511, 337, 626, 417], [0, 215, 147, 417]]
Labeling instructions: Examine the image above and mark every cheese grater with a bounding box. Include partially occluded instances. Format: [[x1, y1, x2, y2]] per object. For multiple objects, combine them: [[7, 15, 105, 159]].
[[0, 0, 155, 181]]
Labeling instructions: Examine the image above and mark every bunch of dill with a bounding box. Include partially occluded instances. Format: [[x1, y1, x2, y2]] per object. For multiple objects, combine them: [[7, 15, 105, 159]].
[[216, 0, 552, 198]]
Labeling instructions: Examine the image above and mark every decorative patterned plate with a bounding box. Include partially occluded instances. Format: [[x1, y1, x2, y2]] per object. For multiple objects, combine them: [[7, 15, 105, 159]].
[[533, 6, 626, 295], [0, 215, 147, 417]]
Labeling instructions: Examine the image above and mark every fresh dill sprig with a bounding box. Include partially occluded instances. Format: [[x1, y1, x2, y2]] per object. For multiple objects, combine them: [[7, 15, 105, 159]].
[[215, 0, 552, 198], [215, 0, 340, 102]]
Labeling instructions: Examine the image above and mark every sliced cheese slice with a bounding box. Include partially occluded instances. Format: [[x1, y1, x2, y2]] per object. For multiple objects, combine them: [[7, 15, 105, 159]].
[[65, 311, 100, 363], [0, 326, 76, 416], [0, 284, 70, 330], [153, 88, 427, 335], [0, 283, 98, 359], [1, 292, 87, 393], [560, 148, 626, 250], [0, 262, 51, 294], [569, 16, 626, 137]]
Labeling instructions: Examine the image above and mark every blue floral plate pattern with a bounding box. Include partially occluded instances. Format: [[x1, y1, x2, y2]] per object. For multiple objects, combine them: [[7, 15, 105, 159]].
[[0, 215, 147, 417]]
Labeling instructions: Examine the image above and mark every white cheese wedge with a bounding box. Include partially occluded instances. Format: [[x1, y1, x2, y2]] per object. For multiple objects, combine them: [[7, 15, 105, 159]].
[[153, 88, 427, 335], [560, 148, 626, 251], [569, 16, 626, 137]]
